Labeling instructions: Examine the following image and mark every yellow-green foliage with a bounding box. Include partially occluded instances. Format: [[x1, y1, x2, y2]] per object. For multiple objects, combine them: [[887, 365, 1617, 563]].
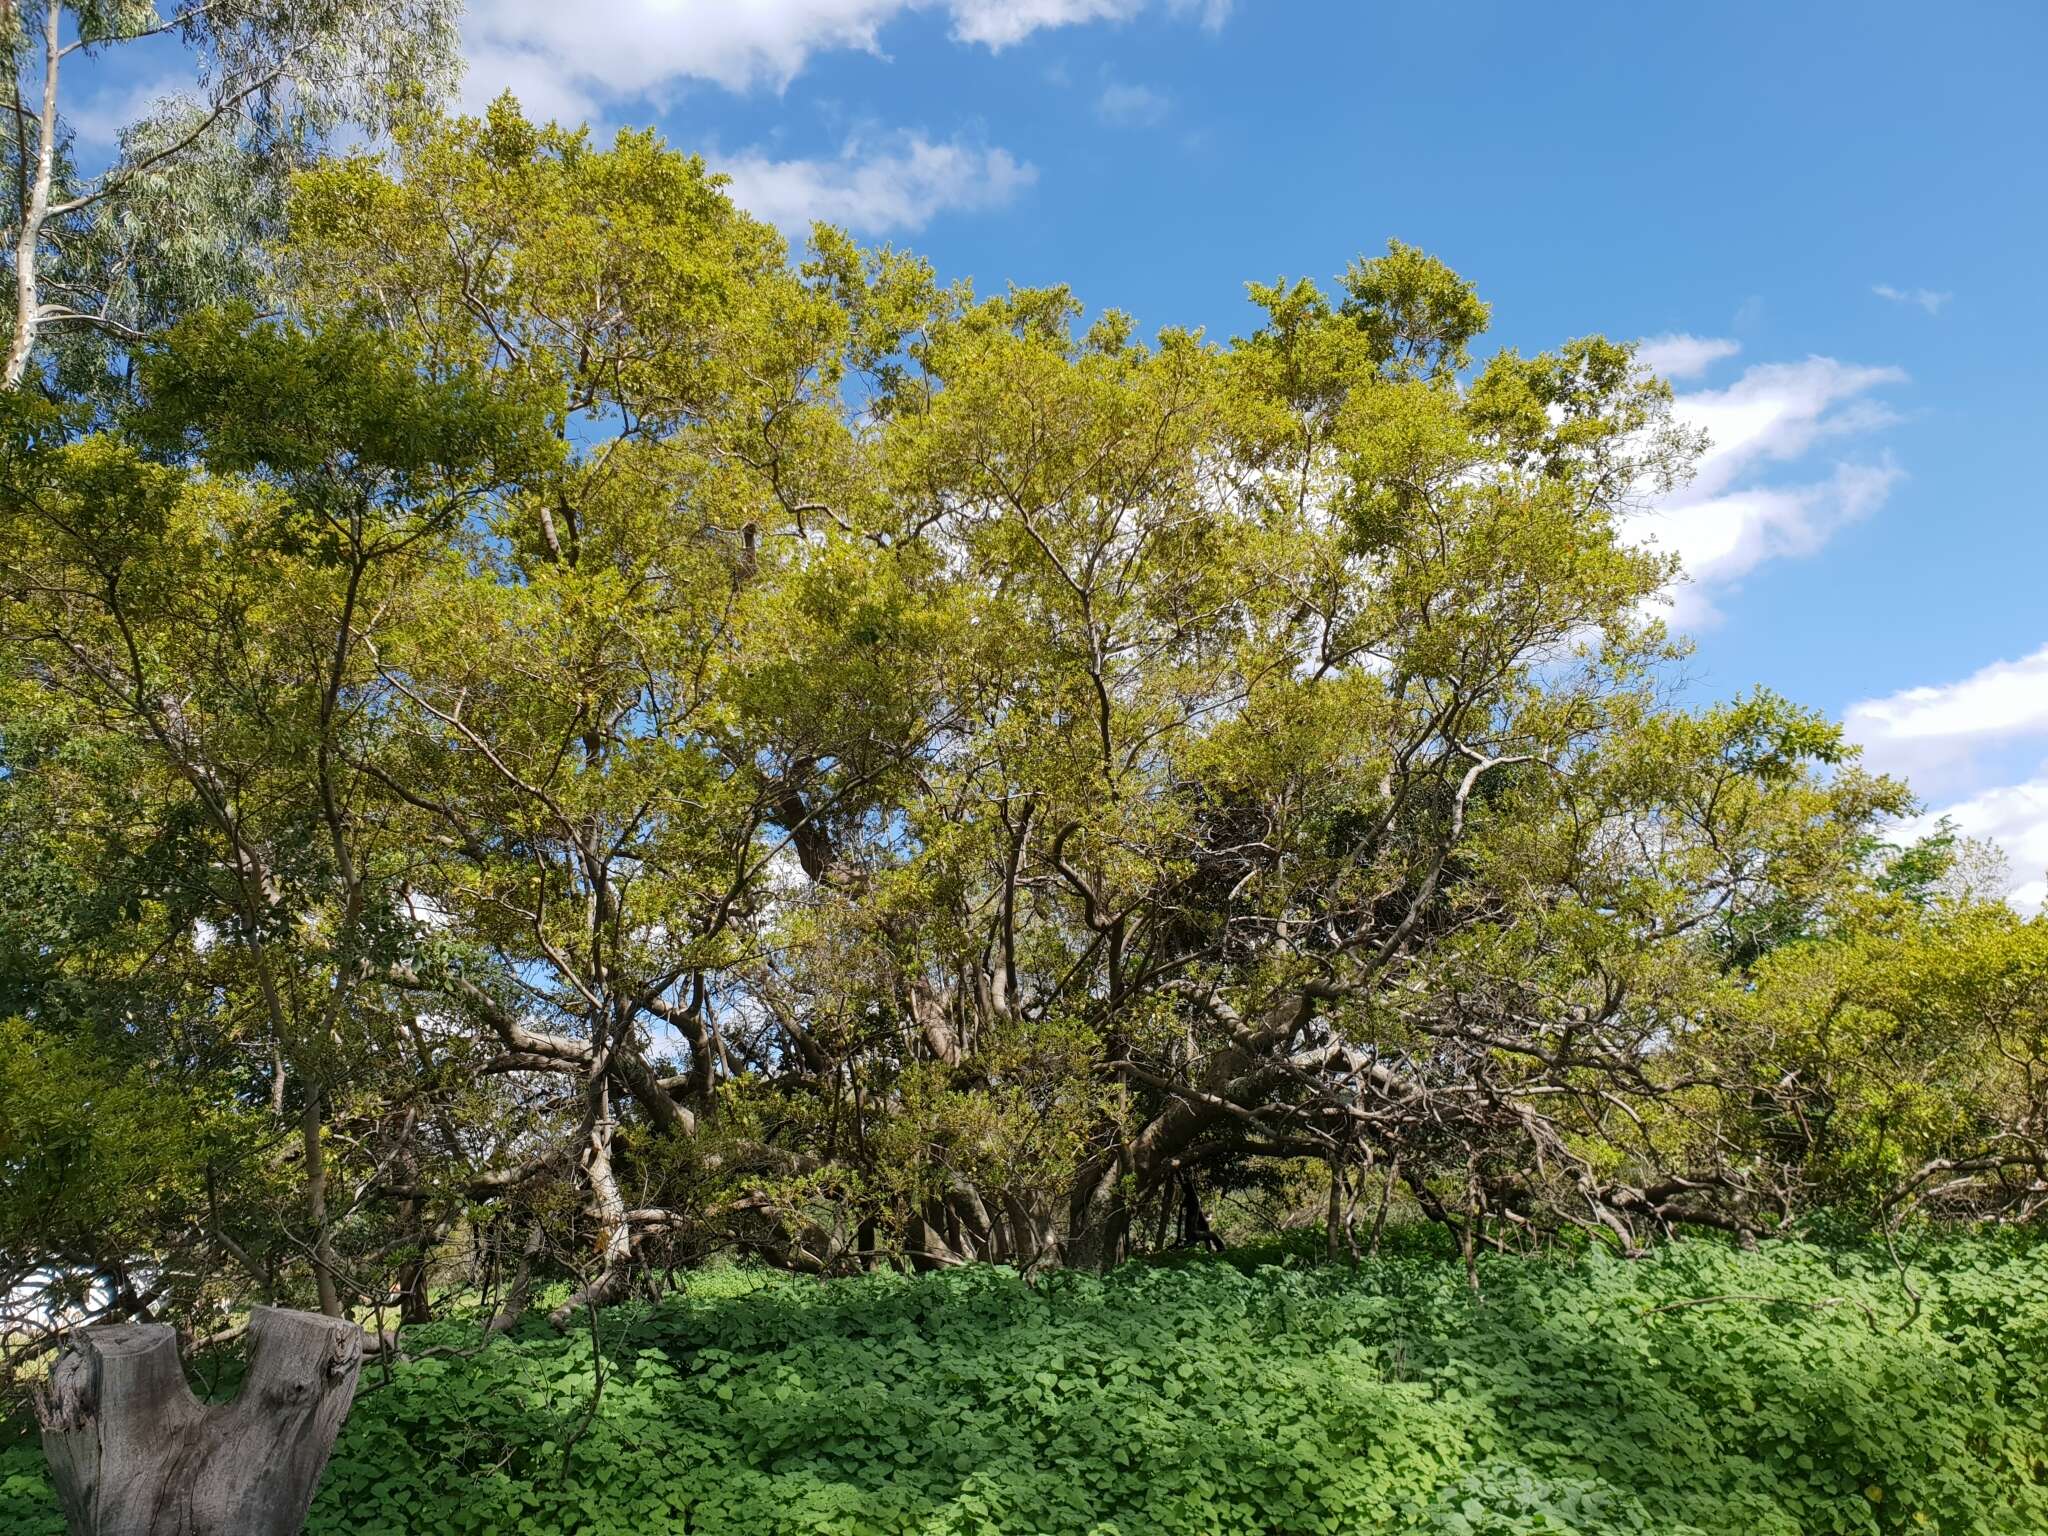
[[1735, 901, 2048, 1213]]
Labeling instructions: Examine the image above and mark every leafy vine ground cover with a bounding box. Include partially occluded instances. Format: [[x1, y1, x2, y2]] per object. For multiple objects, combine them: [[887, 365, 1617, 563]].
[[5, 1236, 2046, 1535]]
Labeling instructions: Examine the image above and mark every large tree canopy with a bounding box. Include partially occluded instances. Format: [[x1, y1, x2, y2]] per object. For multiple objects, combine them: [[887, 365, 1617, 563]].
[[2, 101, 2041, 1368]]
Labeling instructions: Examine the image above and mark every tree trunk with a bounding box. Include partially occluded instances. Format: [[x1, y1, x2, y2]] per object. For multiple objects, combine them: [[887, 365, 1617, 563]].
[[397, 1258, 433, 1326], [1065, 1155, 1132, 1272], [300, 1092, 343, 1319], [548, 1070, 632, 1329], [394, 1196, 437, 1325], [907, 978, 963, 1066], [35, 1306, 362, 1536], [1175, 1169, 1223, 1252], [486, 1223, 543, 1336], [4, 1, 60, 390], [1326, 1161, 1347, 1263]]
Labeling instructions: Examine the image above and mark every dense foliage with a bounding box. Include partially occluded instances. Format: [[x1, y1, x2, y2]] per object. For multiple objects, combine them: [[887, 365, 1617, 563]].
[[2, 92, 2044, 1384], [8, 1236, 2048, 1535]]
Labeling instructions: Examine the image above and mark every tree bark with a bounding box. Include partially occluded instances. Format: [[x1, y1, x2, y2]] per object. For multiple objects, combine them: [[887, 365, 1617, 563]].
[[486, 1223, 543, 1336], [1064, 1154, 1132, 1272], [4, 0, 60, 389], [300, 1092, 343, 1319], [35, 1307, 362, 1536], [1326, 1161, 1348, 1263], [548, 1067, 632, 1329]]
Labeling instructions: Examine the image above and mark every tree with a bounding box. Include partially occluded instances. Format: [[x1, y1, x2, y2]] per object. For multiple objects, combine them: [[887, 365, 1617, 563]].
[[6, 98, 2033, 1375], [1717, 867, 2048, 1223], [266, 103, 1926, 1280], [2, 0, 457, 391], [0, 315, 544, 1345]]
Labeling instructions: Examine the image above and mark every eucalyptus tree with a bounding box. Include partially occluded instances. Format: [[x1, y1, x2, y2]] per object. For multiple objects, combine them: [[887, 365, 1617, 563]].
[[1, 0, 457, 392]]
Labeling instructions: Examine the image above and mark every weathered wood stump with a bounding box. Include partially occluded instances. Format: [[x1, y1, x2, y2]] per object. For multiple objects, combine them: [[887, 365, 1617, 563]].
[[34, 1306, 362, 1536]]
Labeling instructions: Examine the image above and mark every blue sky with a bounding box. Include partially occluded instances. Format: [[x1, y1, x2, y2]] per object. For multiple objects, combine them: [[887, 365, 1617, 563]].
[[71, 1, 2048, 905]]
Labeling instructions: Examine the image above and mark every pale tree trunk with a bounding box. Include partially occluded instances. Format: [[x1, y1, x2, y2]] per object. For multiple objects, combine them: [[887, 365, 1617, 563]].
[[1005, 1193, 1060, 1274], [907, 978, 963, 1066], [4, 0, 60, 389], [1066, 1096, 1217, 1270], [485, 1223, 543, 1335], [548, 1066, 632, 1329], [35, 1307, 362, 1536]]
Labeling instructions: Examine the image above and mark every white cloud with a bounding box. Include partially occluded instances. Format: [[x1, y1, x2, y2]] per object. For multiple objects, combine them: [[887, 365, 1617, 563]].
[[1627, 356, 1905, 624], [461, 40, 606, 126], [1847, 643, 2048, 915], [1637, 333, 1740, 381], [718, 132, 1036, 235], [1645, 460, 1900, 624], [951, 0, 1229, 45], [1846, 644, 2048, 787], [1675, 359, 1904, 498], [1903, 776, 2048, 916], [948, 0, 1144, 48], [1097, 80, 1170, 126], [1872, 283, 1952, 315], [460, 0, 1227, 112], [462, 0, 899, 107]]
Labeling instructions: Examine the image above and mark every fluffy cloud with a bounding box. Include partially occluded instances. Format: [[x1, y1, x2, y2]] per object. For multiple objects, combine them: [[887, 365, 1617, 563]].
[[1675, 358, 1904, 496], [949, 0, 1229, 46], [460, 0, 1227, 114], [1846, 644, 2048, 787], [1845, 644, 2048, 914], [717, 133, 1036, 235], [1847, 646, 2048, 915], [948, 0, 1145, 49], [1627, 353, 1905, 624], [463, 0, 892, 112], [1636, 333, 1741, 381], [1872, 283, 1952, 315], [1902, 777, 2048, 916], [1641, 460, 1900, 620]]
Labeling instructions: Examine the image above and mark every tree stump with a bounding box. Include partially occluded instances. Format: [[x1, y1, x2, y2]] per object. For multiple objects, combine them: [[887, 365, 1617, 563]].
[[34, 1306, 362, 1536]]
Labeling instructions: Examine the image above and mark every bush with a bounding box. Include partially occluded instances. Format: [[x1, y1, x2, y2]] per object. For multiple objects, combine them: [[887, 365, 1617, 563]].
[[6, 1236, 2047, 1534]]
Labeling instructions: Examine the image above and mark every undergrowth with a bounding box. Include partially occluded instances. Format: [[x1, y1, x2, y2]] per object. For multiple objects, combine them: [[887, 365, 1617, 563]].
[[5, 1234, 2047, 1534]]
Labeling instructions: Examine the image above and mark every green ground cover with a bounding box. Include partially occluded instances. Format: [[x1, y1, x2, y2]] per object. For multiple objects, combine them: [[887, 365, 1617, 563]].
[[6, 1236, 2047, 1535]]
